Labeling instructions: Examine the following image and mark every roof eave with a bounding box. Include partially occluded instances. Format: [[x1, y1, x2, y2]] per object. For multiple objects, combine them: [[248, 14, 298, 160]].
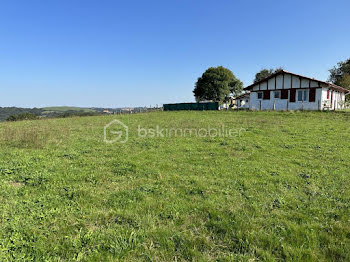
[[329, 84, 350, 93]]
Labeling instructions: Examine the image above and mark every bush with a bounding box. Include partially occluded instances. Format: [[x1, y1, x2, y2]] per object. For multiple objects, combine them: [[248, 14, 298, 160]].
[[7, 113, 39, 122]]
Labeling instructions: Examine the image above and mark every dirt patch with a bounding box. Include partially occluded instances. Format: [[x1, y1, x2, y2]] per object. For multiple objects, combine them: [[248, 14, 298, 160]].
[[9, 181, 25, 188]]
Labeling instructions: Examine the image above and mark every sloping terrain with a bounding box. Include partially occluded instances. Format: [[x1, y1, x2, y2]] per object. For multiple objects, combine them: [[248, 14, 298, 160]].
[[0, 111, 349, 261]]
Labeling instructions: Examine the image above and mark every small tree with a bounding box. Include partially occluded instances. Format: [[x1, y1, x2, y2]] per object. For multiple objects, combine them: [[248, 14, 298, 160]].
[[254, 67, 283, 83], [7, 113, 38, 122], [193, 66, 243, 103], [329, 58, 350, 101], [329, 58, 350, 86]]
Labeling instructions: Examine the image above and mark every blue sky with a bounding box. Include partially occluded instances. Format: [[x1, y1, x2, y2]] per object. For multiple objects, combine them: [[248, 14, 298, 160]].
[[0, 0, 349, 108]]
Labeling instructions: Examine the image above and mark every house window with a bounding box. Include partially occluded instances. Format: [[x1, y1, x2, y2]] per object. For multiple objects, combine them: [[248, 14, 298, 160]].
[[297, 90, 309, 101], [257, 92, 263, 99], [303, 90, 309, 101], [297, 90, 303, 101], [274, 91, 281, 99]]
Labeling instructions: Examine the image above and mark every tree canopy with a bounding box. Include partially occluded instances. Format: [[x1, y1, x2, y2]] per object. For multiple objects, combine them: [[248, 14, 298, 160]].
[[329, 58, 350, 102], [254, 67, 283, 83], [193, 66, 243, 103], [329, 58, 350, 87], [339, 75, 350, 90]]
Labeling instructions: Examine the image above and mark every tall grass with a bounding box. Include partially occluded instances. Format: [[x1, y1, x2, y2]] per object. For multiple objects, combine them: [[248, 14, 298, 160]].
[[0, 120, 71, 148]]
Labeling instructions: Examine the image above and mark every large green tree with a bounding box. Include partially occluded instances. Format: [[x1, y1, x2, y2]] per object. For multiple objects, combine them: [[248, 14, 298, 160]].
[[329, 58, 350, 86], [329, 58, 350, 101], [254, 67, 283, 83], [193, 66, 243, 102]]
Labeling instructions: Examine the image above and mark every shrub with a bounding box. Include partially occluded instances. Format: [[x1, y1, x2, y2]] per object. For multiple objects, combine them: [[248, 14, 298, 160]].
[[7, 113, 39, 122]]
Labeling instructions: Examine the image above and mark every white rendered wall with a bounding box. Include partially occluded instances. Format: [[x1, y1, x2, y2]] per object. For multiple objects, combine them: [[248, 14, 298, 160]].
[[249, 90, 322, 110], [237, 99, 250, 109], [248, 73, 347, 111]]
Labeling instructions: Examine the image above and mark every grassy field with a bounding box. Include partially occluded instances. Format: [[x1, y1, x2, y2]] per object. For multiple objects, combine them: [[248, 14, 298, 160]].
[[0, 111, 350, 261]]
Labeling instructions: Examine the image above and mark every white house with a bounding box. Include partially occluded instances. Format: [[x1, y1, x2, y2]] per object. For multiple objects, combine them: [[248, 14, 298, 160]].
[[244, 70, 349, 111], [235, 93, 250, 109]]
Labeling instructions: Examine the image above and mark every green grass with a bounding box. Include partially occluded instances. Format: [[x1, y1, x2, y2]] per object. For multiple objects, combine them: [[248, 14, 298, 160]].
[[0, 111, 350, 261]]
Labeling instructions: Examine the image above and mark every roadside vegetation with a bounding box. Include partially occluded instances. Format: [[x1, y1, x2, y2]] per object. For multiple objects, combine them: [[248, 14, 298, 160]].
[[0, 111, 350, 261]]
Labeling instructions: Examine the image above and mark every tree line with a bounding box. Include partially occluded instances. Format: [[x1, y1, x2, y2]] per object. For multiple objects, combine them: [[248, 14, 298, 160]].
[[0, 107, 100, 122], [193, 58, 350, 103], [0, 107, 43, 122]]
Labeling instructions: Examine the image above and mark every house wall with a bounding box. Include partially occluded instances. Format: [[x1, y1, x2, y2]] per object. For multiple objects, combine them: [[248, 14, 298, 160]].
[[250, 88, 322, 111], [320, 88, 346, 110], [334, 90, 346, 110], [248, 73, 348, 111], [237, 98, 250, 109]]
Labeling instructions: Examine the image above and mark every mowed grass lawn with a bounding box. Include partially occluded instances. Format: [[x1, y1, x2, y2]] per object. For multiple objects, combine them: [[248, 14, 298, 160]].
[[0, 111, 350, 261]]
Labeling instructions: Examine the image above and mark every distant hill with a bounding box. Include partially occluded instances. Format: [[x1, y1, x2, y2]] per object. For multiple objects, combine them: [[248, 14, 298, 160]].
[[0, 107, 99, 122], [42, 106, 96, 113], [0, 106, 157, 122]]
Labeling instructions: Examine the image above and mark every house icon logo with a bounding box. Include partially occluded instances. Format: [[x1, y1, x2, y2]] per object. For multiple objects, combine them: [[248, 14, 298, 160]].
[[104, 119, 129, 144]]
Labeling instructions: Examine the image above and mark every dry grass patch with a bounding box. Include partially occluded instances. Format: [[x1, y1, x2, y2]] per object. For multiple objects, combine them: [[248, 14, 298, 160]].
[[0, 120, 71, 149], [8, 181, 25, 188]]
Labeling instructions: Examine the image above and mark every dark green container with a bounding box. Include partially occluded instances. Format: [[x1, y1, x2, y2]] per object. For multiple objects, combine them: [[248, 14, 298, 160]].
[[163, 102, 219, 111]]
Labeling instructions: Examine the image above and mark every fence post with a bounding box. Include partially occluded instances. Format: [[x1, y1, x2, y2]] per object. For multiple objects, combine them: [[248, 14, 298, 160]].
[[259, 101, 262, 111], [273, 100, 276, 111], [318, 100, 321, 111]]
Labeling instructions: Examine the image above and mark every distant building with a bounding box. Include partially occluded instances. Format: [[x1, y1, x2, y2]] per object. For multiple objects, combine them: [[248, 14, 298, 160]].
[[235, 93, 250, 109], [121, 108, 134, 113], [220, 96, 234, 109], [244, 70, 349, 111]]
